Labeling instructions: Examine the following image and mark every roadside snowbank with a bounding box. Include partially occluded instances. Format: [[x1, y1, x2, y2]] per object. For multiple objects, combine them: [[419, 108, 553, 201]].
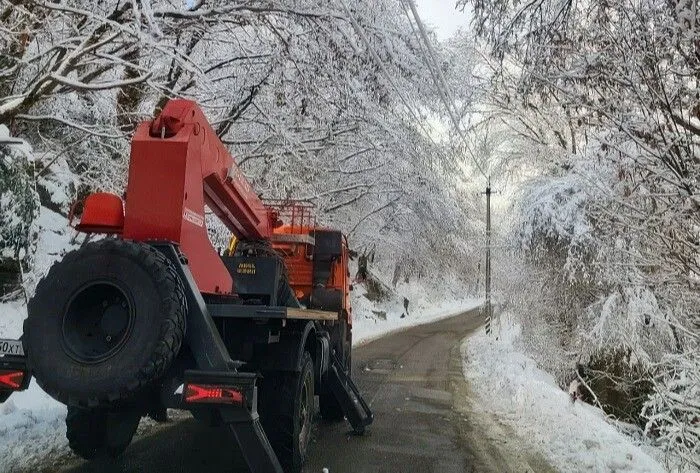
[[462, 313, 669, 473], [0, 389, 66, 471], [0, 206, 76, 472], [350, 278, 481, 345]]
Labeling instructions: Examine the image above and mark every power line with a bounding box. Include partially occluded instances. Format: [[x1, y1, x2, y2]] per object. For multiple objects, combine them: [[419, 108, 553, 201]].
[[401, 6, 455, 132], [337, 0, 466, 174], [401, 1, 461, 131], [400, 0, 489, 181], [399, 1, 499, 336]]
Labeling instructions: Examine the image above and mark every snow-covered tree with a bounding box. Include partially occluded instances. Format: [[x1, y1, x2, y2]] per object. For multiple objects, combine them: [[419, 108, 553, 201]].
[[459, 0, 700, 466], [0, 126, 39, 296], [0, 0, 482, 292]]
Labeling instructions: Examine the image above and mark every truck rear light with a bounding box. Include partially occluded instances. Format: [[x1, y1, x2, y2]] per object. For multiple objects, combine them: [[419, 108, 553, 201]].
[[0, 370, 25, 390], [184, 383, 244, 405]]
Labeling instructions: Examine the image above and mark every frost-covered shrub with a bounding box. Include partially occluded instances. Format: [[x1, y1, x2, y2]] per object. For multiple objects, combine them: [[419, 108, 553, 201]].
[[643, 351, 700, 470], [0, 126, 39, 275], [33, 153, 77, 216], [506, 155, 684, 426], [584, 347, 654, 426], [509, 160, 608, 381], [518, 166, 597, 277]]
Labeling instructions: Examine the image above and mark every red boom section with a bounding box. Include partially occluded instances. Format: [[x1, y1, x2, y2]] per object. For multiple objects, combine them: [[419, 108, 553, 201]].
[[122, 99, 272, 294]]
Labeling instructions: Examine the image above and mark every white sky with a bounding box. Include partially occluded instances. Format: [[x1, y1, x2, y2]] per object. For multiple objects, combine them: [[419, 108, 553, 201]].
[[414, 0, 470, 41]]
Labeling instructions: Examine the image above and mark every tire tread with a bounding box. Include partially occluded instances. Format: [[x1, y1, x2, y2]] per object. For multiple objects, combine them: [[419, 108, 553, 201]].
[[26, 239, 186, 407]]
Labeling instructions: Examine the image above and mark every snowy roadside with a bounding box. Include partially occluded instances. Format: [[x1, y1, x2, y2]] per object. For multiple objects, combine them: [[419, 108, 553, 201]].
[[0, 207, 76, 472], [461, 313, 673, 473], [351, 279, 482, 346]]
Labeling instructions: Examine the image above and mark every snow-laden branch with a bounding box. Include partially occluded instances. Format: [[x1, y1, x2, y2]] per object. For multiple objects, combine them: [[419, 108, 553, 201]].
[[0, 97, 25, 117], [14, 114, 127, 139], [327, 162, 386, 175], [324, 192, 367, 212], [300, 183, 372, 200], [349, 194, 403, 235], [151, 3, 348, 21], [48, 71, 152, 91]]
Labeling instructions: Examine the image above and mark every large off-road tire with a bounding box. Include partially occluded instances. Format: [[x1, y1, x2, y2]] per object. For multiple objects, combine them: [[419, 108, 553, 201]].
[[319, 321, 351, 422], [66, 406, 141, 460], [25, 239, 186, 407], [259, 352, 315, 473]]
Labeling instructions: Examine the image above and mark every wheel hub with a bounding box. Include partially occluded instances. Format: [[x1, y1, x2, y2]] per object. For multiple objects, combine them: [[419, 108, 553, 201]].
[[62, 282, 134, 364]]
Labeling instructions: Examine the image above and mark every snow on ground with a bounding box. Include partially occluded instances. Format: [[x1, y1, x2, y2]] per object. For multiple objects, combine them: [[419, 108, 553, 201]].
[[0, 206, 77, 472], [462, 312, 670, 473], [350, 277, 481, 345], [0, 384, 66, 471], [0, 303, 66, 472]]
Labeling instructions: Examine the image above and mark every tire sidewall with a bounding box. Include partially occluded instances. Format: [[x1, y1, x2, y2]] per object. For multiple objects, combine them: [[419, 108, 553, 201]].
[[66, 405, 141, 459], [294, 352, 314, 469], [27, 241, 181, 405]]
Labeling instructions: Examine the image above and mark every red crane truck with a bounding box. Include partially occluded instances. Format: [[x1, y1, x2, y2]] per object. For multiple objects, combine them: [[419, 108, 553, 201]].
[[0, 99, 372, 473]]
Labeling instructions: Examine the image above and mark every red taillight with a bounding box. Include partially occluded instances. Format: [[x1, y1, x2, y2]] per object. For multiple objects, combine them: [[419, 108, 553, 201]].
[[0, 370, 25, 390], [184, 384, 244, 405]]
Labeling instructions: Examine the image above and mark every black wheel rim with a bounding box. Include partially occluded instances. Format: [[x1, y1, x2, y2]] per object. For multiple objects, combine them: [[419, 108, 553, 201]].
[[298, 370, 313, 455], [62, 281, 135, 364]]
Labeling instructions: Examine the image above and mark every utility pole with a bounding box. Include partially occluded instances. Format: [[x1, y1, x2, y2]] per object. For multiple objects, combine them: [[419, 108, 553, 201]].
[[484, 180, 492, 335]]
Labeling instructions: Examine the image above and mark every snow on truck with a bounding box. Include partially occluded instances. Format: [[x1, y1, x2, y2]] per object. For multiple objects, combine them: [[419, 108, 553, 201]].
[[0, 99, 372, 473]]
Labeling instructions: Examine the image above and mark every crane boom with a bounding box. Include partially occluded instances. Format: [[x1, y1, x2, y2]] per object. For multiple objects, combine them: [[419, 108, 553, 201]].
[[121, 99, 273, 294]]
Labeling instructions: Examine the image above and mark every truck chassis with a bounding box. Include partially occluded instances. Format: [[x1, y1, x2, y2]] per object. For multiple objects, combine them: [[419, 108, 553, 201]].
[[0, 100, 372, 473]]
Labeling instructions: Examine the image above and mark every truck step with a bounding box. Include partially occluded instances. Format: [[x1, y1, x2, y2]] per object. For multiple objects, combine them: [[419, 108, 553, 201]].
[[327, 353, 373, 434]]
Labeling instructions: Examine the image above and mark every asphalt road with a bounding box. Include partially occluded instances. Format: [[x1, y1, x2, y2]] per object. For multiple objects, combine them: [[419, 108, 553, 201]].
[[48, 309, 555, 473]]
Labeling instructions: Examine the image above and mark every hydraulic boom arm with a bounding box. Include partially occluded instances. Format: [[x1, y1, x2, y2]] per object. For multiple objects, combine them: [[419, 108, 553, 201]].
[[121, 99, 273, 294]]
